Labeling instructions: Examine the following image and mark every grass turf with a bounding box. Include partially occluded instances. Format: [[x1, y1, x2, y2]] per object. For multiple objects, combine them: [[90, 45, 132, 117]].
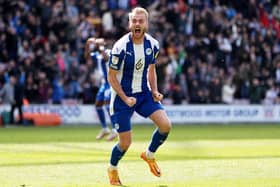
[[0, 124, 280, 187]]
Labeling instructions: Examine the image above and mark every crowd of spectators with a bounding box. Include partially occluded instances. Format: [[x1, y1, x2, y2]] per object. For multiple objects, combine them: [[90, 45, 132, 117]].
[[0, 0, 280, 105]]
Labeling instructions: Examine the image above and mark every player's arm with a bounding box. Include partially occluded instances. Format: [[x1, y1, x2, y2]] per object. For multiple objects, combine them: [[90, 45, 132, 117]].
[[84, 37, 96, 60], [148, 64, 163, 102], [108, 68, 136, 107], [100, 49, 109, 62], [95, 38, 109, 61]]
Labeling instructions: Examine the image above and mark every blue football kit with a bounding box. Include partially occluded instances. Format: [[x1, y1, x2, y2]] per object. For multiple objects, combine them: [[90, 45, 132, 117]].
[[91, 50, 111, 102], [91, 50, 114, 130], [109, 33, 163, 132]]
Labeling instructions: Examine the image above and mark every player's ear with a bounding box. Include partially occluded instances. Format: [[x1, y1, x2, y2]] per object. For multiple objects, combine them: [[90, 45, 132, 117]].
[[145, 24, 148, 32], [146, 17, 149, 31]]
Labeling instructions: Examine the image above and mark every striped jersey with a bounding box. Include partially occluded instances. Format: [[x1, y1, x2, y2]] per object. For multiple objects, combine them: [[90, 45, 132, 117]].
[[109, 33, 160, 95], [90, 50, 110, 83]]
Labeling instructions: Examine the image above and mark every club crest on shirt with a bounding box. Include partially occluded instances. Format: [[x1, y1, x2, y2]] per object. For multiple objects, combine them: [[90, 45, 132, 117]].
[[145, 48, 152, 55], [136, 59, 144, 70]]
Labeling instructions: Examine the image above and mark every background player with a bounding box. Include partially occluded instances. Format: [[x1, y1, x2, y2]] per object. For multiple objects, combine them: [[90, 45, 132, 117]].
[[85, 37, 118, 141], [107, 7, 172, 185]]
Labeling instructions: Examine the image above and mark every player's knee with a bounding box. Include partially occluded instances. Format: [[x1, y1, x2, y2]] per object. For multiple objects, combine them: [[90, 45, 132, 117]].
[[159, 119, 172, 133], [119, 140, 131, 151]]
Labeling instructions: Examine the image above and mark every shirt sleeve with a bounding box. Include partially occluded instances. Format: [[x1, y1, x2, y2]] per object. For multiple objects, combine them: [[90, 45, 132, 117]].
[[109, 42, 125, 70], [152, 40, 160, 64]]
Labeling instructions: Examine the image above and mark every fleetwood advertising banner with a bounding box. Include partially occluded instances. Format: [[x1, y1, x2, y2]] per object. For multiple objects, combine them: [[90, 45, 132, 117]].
[[0, 104, 279, 124]]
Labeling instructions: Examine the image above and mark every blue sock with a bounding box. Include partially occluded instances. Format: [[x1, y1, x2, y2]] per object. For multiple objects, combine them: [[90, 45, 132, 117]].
[[105, 104, 115, 129], [148, 129, 169, 152], [96, 107, 107, 128], [110, 144, 126, 166]]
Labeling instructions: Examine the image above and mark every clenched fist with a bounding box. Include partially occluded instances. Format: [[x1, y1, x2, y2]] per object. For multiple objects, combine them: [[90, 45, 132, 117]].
[[125, 97, 137, 107], [152, 91, 163, 102]]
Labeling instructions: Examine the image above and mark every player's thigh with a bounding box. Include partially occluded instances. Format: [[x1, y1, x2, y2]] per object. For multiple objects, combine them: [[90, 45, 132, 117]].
[[111, 110, 133, 133], [111, 96, 134, 133], [136, 92, 163, 118], [104, 85, 111, 101], [95, 85, 106, 103], [149, 109, 171, 133]]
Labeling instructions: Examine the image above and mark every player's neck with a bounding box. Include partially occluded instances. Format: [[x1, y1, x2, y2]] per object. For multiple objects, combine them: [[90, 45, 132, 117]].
[[131, 34, 144, 44], [132, 37, 144, 44]]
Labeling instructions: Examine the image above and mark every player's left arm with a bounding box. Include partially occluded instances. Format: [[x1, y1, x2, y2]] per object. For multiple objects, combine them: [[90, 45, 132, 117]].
[[148, 39, 163, 102], [148, 64, 163, 102]]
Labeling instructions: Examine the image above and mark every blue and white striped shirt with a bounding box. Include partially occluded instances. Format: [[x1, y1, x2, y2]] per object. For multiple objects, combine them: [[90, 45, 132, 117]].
[[109, 33, 159, 95], [90, 50, 110, 84]]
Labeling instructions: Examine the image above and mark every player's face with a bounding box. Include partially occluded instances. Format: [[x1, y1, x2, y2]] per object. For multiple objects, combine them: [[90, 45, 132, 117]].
[[129, 12, 148, 41]]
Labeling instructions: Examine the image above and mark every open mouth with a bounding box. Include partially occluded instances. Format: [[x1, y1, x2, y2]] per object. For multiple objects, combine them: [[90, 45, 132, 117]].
[[135, 28, 141, 34]]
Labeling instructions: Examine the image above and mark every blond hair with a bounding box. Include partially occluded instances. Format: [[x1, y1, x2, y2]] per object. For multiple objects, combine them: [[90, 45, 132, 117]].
[[128, 7, 149, 21]]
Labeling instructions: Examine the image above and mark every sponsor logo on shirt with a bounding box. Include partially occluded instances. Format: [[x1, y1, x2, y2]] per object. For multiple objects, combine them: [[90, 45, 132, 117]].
[[136, 59, 144, 70]]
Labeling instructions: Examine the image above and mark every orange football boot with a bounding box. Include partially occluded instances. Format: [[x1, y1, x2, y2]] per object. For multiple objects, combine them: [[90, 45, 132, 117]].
[[140, 152, 161, 177], [108, 168, 122, 186]]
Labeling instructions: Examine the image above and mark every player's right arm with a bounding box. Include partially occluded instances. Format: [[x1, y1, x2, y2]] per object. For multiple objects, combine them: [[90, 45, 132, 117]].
[[108, 68, 136, 107], [95, 38, 110, 62], [109, 39, 136, 107], [84, 37, 96, 60]]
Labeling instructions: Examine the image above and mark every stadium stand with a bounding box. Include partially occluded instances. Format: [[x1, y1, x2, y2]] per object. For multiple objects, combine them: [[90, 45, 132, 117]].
[[0, 0, 279, 105]]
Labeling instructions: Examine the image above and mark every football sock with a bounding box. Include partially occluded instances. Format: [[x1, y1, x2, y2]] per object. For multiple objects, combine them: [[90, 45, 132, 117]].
[[108, 164, 118, 170], [96, 106, 107, 128], [148, 129, 169, 153], [111, 128, 118, 134], [110, 144, 126, 166], [145, 150, 155, 159]]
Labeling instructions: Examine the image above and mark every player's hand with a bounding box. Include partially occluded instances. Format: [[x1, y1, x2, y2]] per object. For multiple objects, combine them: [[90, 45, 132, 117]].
[[152, 91, 163, 102], [125, 97, 136, 107], [85, 38, 96, 59], [86, 38, 96, 48], [95, 38, 105, 48]]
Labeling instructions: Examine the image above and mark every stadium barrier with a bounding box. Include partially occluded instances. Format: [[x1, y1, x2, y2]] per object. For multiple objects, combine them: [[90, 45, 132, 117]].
[[0, 104, 280, 125], [22, 113, 61, 126]]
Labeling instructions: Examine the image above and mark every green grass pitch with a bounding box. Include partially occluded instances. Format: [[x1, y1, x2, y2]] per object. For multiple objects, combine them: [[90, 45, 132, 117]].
[[0, 124, 280, 187]]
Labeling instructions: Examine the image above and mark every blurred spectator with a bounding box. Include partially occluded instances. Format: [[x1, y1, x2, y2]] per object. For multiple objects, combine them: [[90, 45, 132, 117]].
[[11, 72, 25, 124], [249, 77, 264, 104], [0, 73, 24, 124], [272, 0, 280, 22], [208, 77, 222, 104], [264, 79, 279, 105], [0, 74, 15, 105], [51, 76, 64, 104], [222, 78, 236, 104], [24, 74, 38, 103]]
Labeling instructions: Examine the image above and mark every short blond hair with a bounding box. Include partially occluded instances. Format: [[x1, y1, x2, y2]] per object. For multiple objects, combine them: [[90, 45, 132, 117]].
[[128, 7, 149, 21]]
